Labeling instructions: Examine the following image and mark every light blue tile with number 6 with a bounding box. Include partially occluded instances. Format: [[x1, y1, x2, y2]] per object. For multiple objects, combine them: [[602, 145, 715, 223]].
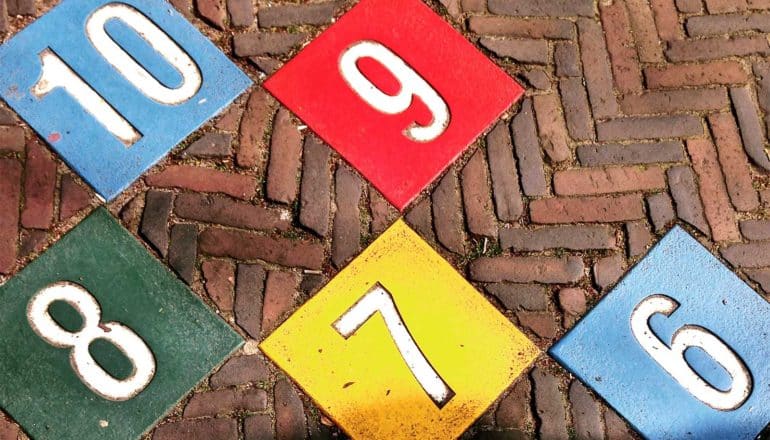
[[0, 0, 251, 200], [550, 226, 770, 440]]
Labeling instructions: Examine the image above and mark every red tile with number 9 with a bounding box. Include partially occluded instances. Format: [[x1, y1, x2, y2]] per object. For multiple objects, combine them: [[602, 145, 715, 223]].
[[263, 0, 524, 211]]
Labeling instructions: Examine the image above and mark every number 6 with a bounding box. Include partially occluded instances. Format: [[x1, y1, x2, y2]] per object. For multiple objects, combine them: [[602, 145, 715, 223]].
[[339, 41, 450, 143], [27, 282, 156, 401], [630, 295, 752, 410]]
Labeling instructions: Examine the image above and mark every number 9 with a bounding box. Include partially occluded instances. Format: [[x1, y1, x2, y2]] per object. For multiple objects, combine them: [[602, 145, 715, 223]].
[[630, 294, 752, 410], [339, 40, 450, 143]]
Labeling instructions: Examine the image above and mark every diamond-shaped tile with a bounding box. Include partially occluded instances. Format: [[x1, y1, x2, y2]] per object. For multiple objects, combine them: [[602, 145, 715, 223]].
[[263, 0, 523, 211], [260, 219, 538, 439]]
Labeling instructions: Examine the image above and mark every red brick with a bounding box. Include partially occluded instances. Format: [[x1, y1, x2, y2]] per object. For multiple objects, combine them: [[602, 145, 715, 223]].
[[530, 194, 646, 224], [605, 407, 635, 440], [479, 38, 549, 64], [686, 139, 740, 242], [202, 259, 235, 312], [140, 190, 173, 257], [645, 61, 749, 88], [197, 0, 226, 29], [332, 166, 363, 268], [627, 0, 666, 62], [21, 140, 57, 229], [370, 190, 397, 235], [511, 99, 549, 196], [199, 228, 325, 269], [650, 0, 683, 40], [570, 381, 604, 440], [227, 0, 253, 27], [597, 115, 703, 141], [686, 13, 770, 36], [577, 141, 685, 166], [169, 0, 192, 17], [184, 388, 267, 417], [20, 229, 47, 258], [0, 413, 19, 440], [501, 225, 616, 251], [299, 136, 332, 237], [620, 88, 729, 114], [0, 0, 7, 34], [146, 165, 257, 200], [533, 93, 571, 163], [554, 166, 666, 196], [461, 149, 498, 238], [559, 287, 588, 322], [554, 41, 580, 78], [705, 0, 748, 13], [0, 126, 24, 152], [244, 414, 274, 440], [233, 32, 307, 57], [6, 0, 33, 15], [238, 89, 274, 168], [559, 77, 595, 141], [432, 168, 466, 254], [469, 255, 585, 283], [175, 192, 291, 231], [667, 166, 710, 235], [274, 380, 307, 440], [485, 283, 549, 311], [676, 0, 703, 12], [468, 16, 574, 39], [154, 419, 238, 440], [626, 220, 654, 257], [181, 133, 232, 158], [486, 122, 524, 222], [600, 0, 643, 93], [261, 270, 299, 334], [266, 108, 303, 204], [578, 18, 619, 119], [647, 192, 677, 232], [210, 354, 270, 388], [258, 1, 340, 28], [593, 254, 625, 289], [722, 241, 770, 267], [0, 159, 21, 274], [404, 197, 435, 242], [168, 223, 198, 284], [666, 36, 770, 62], [708, 113, 760, 211], [532, 368, 569, 440], [730, 85, 770, 171], [496, 377, 531, 430], [487, 0, 594, 16], [517, 311, 559, 339], [234, 264, 266, 339]]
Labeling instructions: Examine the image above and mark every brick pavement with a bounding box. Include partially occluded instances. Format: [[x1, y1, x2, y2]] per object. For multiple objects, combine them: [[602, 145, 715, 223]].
[[2, 0, 770, 438]]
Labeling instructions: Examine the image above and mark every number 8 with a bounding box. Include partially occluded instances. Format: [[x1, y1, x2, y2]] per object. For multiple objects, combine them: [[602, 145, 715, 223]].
[[27, 282, 156, 401], [630, 294, 752, 410]]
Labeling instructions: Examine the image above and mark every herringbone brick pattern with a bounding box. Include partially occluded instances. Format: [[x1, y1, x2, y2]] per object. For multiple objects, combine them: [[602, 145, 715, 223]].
[[2, 0, 770, 438]]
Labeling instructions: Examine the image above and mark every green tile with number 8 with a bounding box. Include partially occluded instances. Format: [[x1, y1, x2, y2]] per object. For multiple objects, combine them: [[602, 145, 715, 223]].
[[0, 207, 242, 440]]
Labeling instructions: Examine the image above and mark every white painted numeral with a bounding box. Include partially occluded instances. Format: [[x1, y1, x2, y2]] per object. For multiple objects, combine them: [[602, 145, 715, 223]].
[[32, 49, 141, 146], [630, 294, 752, 410], [333, 285, 454, 407], [31, 2, 202, 146], [27, 282, 156, 401], [86, 3, 202, 105], [339, 40, 450, 143]]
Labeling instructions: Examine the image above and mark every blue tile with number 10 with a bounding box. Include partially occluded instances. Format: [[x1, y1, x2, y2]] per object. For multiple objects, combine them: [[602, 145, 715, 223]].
[[0, 0, 251, 201], [550, 226, 770, 440]]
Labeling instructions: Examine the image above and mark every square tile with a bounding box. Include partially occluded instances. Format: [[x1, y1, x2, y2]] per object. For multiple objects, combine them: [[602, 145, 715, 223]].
[[0, 208, 242, 440], [550, 226, 770, 440], [0, 0, 251, 200], [263, 0, 523, 211], [260, 219, 538, 439]]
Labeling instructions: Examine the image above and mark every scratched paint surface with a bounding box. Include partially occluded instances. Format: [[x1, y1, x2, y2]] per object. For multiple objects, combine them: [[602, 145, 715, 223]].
[[550, 226, 770, 440], [260, 219, 538, 439], [263, 0, 523, 211], [0, 208, 242, 440], [0, 0, 251, 201]]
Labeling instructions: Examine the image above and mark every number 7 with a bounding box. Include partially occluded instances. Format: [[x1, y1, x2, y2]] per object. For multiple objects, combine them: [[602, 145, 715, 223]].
[[333, 284, 455, 408]]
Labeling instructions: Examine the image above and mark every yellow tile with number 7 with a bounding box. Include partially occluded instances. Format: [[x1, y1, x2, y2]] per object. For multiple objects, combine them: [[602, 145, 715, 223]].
[[260, 219, 539, 439]]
